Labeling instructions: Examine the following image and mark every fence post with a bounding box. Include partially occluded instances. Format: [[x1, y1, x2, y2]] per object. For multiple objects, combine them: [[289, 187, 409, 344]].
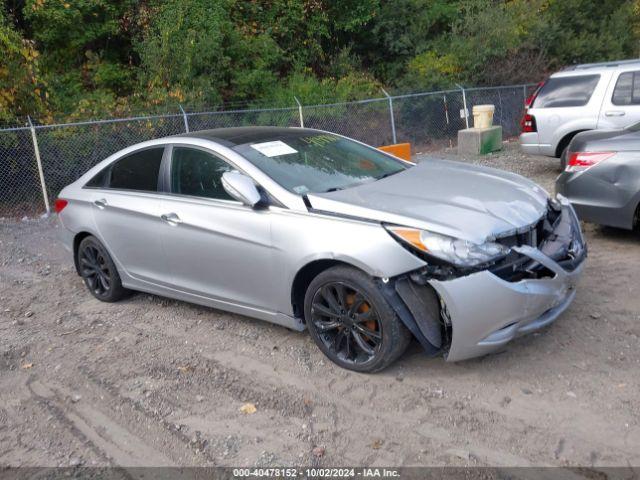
[[294, 96, 304, 128], [456, 84, 469, 129], [443, 95, 450, 125], [179, 104, 189, 133], [381, 88, 397, 144], [27, 116, 50, 215]]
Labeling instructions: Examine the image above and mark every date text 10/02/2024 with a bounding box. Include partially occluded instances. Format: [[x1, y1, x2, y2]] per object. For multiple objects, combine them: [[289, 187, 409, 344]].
[[232, 468, 401, 478]]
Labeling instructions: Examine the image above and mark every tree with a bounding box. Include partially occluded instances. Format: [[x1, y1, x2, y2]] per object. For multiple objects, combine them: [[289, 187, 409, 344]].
[[0, 9, 47, 124], [137, 0, 283, 107], [2, 0, 640, 123], [23, 0, 138, 117]]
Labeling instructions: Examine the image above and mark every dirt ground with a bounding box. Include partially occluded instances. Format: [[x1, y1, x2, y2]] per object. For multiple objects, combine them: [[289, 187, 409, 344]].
[[0, 142, 639, 469]]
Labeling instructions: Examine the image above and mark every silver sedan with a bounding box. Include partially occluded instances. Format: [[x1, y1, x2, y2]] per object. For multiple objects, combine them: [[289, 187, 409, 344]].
[[556, 122, 640, 229], [56, 127, 586, 372]]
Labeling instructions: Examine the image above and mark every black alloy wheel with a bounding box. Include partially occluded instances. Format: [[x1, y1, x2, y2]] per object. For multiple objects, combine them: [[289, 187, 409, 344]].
[[311, 281, 383, 364], [77, 236, 129, 302], [80, 243, 112, 296], [304, 266, 412, 373]]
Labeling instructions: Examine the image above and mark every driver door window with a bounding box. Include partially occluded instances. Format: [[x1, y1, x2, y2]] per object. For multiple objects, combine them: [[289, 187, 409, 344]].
[[170, 147, 234, 201]]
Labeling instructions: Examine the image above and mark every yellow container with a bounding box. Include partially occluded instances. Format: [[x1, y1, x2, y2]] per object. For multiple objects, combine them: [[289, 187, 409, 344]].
[[472, 104, 495, 129]]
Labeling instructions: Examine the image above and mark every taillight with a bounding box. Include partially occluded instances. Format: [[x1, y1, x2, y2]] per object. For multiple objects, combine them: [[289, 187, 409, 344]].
[[54, 198, 68, 213], [566, 152, 615, 172], [525, 81, 544, 108], [520, 113, 536, 133]]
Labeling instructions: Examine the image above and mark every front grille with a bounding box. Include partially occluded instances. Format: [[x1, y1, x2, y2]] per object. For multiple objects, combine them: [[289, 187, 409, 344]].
[[490, 206, 563, 282], [495, 223, 539, 249], [494, 205, 561, 251]]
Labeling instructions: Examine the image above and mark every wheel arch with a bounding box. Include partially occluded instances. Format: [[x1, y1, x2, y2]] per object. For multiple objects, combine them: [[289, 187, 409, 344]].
[[72, 231, 94, 275], [290, 259, 360, 319], [289, 259, 444, 356], [555, 130, 589, 158]]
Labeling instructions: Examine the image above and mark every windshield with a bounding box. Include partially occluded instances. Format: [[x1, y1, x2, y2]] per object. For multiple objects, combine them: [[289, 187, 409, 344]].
[[232, 132, 408, 194]]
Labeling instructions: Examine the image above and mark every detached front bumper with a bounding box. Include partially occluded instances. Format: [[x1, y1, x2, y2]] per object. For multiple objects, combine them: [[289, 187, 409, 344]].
[[429, 199, 586, 362]]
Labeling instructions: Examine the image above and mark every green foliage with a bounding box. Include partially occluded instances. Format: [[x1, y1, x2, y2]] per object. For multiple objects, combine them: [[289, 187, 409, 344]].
[[0, 9, 47, 123], [402, 0, 640, 89], [352, 0, 458, 82], [2, 0, 640, 124], [543, 0, 639, 67], [23, 0, 138, 118], [262, 70, 380, 106]]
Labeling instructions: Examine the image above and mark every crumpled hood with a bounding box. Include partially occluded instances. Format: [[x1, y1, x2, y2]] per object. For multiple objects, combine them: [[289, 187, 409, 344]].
[[307, 158, 549, 244]]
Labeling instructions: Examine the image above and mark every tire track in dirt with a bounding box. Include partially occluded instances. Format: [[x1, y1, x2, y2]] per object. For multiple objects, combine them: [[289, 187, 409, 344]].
[[26, 377, 122, 468], [75, 344, 329, 464], [76, 364, 219, 465], [116, 317, 541, 465]]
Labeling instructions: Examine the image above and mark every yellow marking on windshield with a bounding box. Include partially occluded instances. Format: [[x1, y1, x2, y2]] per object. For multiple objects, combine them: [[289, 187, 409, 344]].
[[300, 134, 338, 147]]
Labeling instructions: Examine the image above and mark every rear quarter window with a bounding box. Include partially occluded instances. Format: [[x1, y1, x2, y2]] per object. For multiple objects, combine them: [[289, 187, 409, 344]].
[[612, 71, 640, 105], [85, 147, 164, 192], [533, 75, 600, 108]]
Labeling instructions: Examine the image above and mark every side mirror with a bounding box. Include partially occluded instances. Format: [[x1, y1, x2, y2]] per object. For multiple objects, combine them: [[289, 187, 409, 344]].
[[221, 171, 262, 207]]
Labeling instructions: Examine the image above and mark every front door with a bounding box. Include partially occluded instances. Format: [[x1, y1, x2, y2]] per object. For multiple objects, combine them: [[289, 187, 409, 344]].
[[159, 145, 276, 311]]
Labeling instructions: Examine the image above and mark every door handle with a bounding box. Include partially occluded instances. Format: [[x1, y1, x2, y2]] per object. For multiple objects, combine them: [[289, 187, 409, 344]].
[[605, 110, 626, 117], [160, 213, 182, 225], [94, 198, 107, 209]]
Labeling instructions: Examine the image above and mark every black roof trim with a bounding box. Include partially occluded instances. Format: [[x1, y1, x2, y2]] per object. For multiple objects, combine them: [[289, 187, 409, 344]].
[[175, 126, 323, 147]]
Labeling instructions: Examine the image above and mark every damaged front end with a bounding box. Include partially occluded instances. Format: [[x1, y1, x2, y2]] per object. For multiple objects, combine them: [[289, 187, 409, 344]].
[[379, 195, 587, 361]]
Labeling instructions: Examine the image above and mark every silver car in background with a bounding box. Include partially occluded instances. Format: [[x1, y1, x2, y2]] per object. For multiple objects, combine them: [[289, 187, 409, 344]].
[[520, 59, 640, 165], [556, 122, 640, 229], [56, 127, 586, 372]]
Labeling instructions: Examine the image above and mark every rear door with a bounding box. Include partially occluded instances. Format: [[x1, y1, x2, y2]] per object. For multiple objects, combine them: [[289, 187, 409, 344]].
[[89, 146, 170, 285], [159, 145, 276, 310], [599, 70, 640, 129]]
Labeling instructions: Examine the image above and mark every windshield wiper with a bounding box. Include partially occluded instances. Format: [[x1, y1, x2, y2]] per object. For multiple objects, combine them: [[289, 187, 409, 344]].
[[375, 171, 400, 181], [323, 173, 398, 193]]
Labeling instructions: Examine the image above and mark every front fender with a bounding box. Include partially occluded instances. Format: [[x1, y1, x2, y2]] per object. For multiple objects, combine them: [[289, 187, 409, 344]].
[[271, 209, 426, 315]]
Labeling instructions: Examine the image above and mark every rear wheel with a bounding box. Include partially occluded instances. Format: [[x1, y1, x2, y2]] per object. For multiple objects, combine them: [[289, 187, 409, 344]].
[[304, 266, 412, 373], [77, 236, 129, 302]]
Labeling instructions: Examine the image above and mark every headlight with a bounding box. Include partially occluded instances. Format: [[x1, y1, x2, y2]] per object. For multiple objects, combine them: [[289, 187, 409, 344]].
[[386, 226, 510, 268]]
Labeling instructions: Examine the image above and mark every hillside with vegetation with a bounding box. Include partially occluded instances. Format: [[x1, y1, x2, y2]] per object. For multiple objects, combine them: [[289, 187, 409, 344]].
[[2, 0, 639, 125]]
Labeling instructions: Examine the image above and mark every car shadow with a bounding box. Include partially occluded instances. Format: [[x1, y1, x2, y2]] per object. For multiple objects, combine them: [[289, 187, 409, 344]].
[[587, 223, 640, 243]]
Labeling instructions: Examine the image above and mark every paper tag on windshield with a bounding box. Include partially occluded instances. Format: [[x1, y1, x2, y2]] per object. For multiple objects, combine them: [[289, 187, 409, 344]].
[[293, 185, 309, 194], [250, 141, 297, 157]]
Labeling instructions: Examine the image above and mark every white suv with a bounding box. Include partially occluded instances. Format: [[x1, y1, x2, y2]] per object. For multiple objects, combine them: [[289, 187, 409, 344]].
[[520, 59, 640, 164]]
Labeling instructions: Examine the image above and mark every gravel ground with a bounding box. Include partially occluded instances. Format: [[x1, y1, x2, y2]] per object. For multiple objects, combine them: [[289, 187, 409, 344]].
[[0, 141, 639, 469]]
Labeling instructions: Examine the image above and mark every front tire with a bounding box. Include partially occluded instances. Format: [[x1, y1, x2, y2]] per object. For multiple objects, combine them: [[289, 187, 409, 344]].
[[77, 236, 129, 302], [304, 266, 412, 373]]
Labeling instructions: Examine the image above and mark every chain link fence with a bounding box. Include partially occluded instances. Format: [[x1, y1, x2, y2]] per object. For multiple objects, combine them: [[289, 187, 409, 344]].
[[0, 84, 535, 218]]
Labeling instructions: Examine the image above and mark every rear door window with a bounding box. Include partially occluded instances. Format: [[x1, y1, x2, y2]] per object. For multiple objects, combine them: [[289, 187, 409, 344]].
[[533, 75, 600, 108], [612, 71, 640, 105], [107, 147, 164, 192]]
